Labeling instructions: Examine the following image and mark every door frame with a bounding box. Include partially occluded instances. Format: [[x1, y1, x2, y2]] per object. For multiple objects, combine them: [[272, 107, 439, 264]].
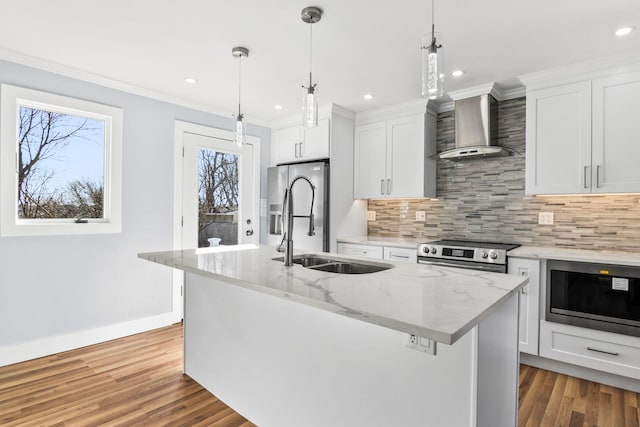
[[172, 120, 261, 319]]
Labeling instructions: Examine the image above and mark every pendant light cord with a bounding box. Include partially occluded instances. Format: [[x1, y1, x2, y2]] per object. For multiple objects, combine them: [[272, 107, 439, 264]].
[[431, 0, 436, 46], [309, 22, 313, 88], [238, 54, 242, 117]]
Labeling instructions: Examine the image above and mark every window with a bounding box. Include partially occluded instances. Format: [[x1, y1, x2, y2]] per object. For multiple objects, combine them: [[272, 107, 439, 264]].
[[1, 84, 123, 236]]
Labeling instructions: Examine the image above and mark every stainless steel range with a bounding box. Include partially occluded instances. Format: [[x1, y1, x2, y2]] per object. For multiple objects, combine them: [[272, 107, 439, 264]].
[[417, 240, 520, 273]]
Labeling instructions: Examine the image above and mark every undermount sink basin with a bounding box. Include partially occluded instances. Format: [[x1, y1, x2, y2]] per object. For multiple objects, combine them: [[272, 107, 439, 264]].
[[272, 254, 393, 274]]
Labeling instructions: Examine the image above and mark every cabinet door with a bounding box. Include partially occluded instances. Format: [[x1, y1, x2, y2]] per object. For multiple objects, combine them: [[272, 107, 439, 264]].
[[354, 122, 387, 199], [337, 243, 383, 259], [271, 126, 302, 165], [508, 257, 540, 355], [386, 115, 424, 198], [592, 72, 640, 193], [301, 118, 330, 161], [525, 82, 592, 195]]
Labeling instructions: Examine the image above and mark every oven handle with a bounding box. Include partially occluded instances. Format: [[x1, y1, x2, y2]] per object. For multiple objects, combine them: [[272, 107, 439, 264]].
[[418, 259, 506, 273]]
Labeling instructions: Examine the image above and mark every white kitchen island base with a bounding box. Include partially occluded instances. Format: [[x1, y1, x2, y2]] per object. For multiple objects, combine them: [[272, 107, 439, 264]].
[[184, 272, 519, 427]]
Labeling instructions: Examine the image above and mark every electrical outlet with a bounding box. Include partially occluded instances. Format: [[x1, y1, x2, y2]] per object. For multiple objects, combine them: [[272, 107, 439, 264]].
[[366, 211, 376, 221], [406, 334, 437, 355], [415, 211, 426, 221], [538, 212, 554, 225]]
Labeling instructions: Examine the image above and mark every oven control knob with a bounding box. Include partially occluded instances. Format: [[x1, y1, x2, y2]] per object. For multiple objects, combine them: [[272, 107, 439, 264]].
[[489, 251, 498, 260], [431, 247, 437, 254], [480, 251, 488, 259], [423, 246, 431, 254]]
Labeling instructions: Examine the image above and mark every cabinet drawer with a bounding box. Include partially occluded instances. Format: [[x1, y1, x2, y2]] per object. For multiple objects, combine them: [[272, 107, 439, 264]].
[[337, 243, 383, 260], [383, 247, 417, 263], [540, 320, 640, 379]]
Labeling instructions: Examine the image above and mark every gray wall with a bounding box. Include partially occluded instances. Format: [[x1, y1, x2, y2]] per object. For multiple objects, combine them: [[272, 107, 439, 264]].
[[368, 97, 640, 252], [0, 59, 270, 348]]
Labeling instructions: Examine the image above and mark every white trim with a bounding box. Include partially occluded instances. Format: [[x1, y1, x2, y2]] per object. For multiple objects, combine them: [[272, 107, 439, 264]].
[[438, 86, 526, 113], [0, 46, 272, 128], [268, 102, 356, 129], [355, 98, 429, 125], [519, 50, 640, 91], [0, 84, 123, 236], [0, 312, 179, 367]]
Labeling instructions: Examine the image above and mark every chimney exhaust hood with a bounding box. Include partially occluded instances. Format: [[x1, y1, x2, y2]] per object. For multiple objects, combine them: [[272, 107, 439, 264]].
[[439, 89, 508, 160]]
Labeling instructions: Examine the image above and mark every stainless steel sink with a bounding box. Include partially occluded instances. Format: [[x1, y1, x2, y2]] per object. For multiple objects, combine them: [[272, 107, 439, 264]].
[[272, 254, 393, 274]]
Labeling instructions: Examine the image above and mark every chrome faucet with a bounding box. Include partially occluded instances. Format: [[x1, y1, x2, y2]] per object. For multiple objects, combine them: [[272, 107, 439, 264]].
[[276, 176, 316, 266]]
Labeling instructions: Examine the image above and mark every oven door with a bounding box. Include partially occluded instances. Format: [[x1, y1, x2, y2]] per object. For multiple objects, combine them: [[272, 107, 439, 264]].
[[547, 260, 640, 336], [417, 257, 507, 273]]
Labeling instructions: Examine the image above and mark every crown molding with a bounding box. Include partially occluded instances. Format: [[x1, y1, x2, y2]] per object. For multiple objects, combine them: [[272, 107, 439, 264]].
[[437, 83, 525, 113], [268, 103, 355, 129], [355, 98, 430, 125], [519, 50, 640, 91], [0, 47, 272, 128]]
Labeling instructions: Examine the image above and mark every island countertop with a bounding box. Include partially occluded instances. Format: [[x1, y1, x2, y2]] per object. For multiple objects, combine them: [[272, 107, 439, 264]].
[[139, 244, 528, 345]]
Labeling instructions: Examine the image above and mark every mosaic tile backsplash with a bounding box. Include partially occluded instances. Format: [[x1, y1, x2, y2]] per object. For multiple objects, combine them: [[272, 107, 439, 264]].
[[367, 97, 640, 253]]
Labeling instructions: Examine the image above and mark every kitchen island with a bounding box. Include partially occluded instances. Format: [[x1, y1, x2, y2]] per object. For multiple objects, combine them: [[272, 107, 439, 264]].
[[140, 244, 528, 427]]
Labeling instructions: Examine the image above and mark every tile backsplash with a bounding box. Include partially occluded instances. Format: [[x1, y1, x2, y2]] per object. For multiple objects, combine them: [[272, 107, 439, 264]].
[[367, 97, 640, 252]]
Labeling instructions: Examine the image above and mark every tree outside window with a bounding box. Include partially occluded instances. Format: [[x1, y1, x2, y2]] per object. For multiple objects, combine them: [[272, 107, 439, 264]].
[[18, 106, 105, 220]]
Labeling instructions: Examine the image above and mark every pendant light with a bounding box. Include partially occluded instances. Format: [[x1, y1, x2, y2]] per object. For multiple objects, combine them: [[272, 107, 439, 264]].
[[421, 0, 444, 100], [232, 46, 249, 146], [301, 6, 323, 128]]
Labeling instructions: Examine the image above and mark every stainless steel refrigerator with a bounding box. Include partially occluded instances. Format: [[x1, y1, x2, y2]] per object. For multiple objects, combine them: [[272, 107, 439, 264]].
[[267, 160, 329, 252]]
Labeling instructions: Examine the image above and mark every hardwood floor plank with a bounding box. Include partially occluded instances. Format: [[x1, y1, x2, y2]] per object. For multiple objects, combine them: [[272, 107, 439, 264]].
[[2, 323, 638, 426]]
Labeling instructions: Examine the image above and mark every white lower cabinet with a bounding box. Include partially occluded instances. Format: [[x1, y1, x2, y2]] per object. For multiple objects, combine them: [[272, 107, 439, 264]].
[[337, 242, 417, 263], [337, 243, 383, 260], [539, 320, 640, 380], [508, 257, 540, 355]]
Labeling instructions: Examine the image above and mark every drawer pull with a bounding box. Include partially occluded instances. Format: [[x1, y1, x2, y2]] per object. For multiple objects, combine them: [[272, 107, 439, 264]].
[[390, 253, 410, 259], [586, 346, 619, 357]]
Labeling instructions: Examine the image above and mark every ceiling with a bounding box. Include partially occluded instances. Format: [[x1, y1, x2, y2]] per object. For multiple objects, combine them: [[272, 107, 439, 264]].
[[1, 0, 639, 124]]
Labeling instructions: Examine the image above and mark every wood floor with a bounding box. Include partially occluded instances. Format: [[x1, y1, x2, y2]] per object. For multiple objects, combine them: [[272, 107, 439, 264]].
[[1, 324, 639, 427]]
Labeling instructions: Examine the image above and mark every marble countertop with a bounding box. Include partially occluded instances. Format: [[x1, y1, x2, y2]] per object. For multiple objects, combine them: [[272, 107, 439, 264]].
[[509, 246, 640, 267], [139, 244, 528, 345], [337, 236, 421, 249]]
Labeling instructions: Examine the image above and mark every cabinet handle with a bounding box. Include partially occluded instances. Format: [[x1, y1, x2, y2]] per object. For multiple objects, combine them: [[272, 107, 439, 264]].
[[381, 179, 386, 196], [387, 178, 392, 195], [583, 166, 588, 189], [294, 143, 298, 158], [390, 253, 410, 259], [299, 141, 304, 157], [586, 346, 619, 357], [596, 165, 601, 188]]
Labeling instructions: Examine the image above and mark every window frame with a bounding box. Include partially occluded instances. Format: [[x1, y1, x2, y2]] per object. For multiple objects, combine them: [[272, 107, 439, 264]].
[[1, 84, 123, 236]]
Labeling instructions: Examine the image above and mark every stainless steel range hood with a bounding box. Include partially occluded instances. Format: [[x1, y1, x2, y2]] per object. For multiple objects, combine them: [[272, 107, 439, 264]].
[[439, 93, 507, 160]]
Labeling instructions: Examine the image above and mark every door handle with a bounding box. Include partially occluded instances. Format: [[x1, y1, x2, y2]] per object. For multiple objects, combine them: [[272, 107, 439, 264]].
[[245, 219, 254, 236], [380, 179, 386, 196], [596, 165, 601, 188], [294, 143, 299, 158], [583, 166, 588, 189], [387, 179, 392, 195], [587, 346, 619, 356]]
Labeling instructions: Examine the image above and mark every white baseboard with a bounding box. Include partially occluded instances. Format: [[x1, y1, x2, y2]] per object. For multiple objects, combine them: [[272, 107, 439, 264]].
[[0, 311, 181, 367]]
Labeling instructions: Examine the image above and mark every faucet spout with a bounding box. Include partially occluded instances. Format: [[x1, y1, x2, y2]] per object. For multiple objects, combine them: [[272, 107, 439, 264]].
[[280, 175, 316, 266]]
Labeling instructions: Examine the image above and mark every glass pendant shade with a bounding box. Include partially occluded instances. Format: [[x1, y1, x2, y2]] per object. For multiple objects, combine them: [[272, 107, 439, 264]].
[[421, 33, 444, 100], [302, 85, 318, 127], [234, 114, 246, 147]]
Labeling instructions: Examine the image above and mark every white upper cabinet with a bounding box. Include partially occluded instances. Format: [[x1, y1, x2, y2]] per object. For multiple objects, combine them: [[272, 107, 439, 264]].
[[354, 106, 436, 199], [592, 72, 640, 193], [526, 71, 640, 195], [526, 82, 592, 195], [271, 118, 329, 165]]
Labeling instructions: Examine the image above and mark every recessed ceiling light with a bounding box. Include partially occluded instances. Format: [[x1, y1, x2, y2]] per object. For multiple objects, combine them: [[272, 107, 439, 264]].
[[274, 105, 283, 110], [184, 77, 198, 84], [451, 70, 465, 77], [363, 93, 375, 100], [615, 26, 635, 37]]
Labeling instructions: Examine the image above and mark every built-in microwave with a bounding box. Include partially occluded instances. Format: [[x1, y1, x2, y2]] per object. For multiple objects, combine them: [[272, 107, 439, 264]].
[[546, 260, 640, 337]]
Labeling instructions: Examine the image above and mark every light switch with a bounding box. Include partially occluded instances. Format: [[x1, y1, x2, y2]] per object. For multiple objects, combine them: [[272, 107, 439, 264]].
[[366, 211, 376, 221], [415, 211, 426, 221]]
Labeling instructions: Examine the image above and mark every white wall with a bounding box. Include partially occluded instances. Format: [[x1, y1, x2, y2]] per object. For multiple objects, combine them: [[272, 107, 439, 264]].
[[0, 59, 270, 365]]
